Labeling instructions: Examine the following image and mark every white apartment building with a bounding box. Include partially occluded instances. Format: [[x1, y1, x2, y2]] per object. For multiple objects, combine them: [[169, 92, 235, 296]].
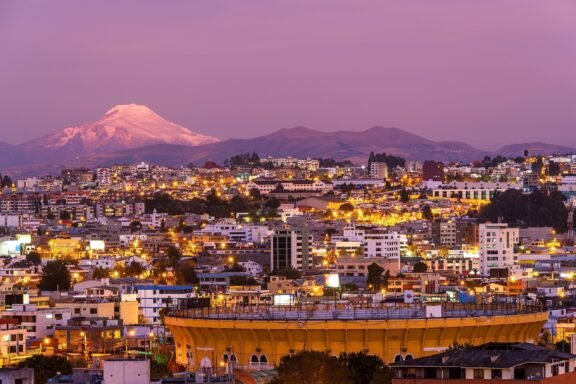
[[334, 225, 406, 260], [133, 285, 194, 325], [479, 223, 519, 276], [262, 156, 320, 171], [369, 162, 388, 179], [0, 304, 72, 339], [0, 321, 27, 363], [246, 179, 333, 195], [200, 222, 271, 243], [432, 181, 522, 201], [96, 167, 111, 186]]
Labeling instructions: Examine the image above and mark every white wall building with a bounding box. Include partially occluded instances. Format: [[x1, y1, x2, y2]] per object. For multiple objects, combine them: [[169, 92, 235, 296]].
[[369, 162, 388, 179], [238, 260, 264, 276], [479, 223, 519, 275], [0, 304, 72, 339], [133, 285, 194, 325]]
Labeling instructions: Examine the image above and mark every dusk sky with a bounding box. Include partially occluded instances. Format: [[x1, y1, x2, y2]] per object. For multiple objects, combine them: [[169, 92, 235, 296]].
[[0, 0, 575, 149]]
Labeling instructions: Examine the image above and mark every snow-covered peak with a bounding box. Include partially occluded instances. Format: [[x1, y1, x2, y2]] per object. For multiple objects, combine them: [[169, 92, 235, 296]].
[[22, 104, 219, 153], [104, 104, 157, 118]]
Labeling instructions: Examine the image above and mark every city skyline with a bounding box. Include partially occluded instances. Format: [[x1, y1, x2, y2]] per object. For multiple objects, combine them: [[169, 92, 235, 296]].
[[1, 0, 575, 149]]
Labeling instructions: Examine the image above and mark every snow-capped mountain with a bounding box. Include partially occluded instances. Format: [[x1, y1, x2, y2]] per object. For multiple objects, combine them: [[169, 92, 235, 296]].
[[20, 104, 219, 155]]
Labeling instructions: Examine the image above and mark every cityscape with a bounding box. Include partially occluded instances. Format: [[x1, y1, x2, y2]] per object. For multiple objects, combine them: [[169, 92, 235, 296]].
[[1, 1, 575, 384]]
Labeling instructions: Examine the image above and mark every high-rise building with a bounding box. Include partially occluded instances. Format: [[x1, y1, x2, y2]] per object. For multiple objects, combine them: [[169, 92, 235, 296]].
[[431, 218, 478, 247], [270, 227, 312, 271], [479, 223, 518, 276], [96, 167, 111, 186], [369, 162, 388, 179]]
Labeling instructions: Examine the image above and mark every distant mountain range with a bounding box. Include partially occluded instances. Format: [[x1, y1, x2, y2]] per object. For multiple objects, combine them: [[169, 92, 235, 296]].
[[1, 105, 574, 177]]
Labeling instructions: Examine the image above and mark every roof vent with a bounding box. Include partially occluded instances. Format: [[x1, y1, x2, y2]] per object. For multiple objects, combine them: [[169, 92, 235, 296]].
[[490, 353, 501, 363]]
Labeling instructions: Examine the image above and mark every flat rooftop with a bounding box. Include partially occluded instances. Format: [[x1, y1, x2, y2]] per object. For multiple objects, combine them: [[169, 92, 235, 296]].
[[167, 302, 544, 321]]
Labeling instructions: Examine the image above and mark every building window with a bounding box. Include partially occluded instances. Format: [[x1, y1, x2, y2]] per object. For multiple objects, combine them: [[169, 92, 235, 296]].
[[491, 369, 502, 379], [260, 355, 268, 365], [473, 369, 484, 379], [250, 355, 260, 366]]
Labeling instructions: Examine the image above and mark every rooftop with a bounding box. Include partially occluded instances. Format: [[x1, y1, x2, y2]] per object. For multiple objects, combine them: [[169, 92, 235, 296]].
[[167, 302, 544, 321]]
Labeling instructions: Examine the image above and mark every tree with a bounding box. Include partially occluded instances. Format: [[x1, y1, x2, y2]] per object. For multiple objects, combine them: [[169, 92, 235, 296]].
[[92, 267, 109, 279], [478, 189, 568, 232], [339, 203, 355, 212], [129, 220, 142, 233], [548, 161, 561, 176], [39, 260, 71, 291], [399, 189, 410, 203], [249, 188, 262, 200], [339, 352, 392, 384], [165, 245, 182, 269], [124, 260, 146, 277], [175, 264, 199, 284], [1, 174, 13, 188], [59, 211, 71, 221], [265, 197, 281, 209], [271, 351, 351, 384], [229, 275, 258, 285], [26, 251, 42, 265], [150, 359, 171, 380], [19, 355, 72, 384], [382, 270, 391, 289], [421, 205, 433, 221], [367, 263, 384, 291], [413, 261, 428, 273], [270, 267, 301, 280]]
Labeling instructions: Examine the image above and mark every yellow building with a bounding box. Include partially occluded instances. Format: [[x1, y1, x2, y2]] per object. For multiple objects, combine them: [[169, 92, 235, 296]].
[[166, 302, 547, 369]]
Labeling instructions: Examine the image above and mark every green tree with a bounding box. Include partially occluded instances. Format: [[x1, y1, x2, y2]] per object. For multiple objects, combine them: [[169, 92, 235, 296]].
[[129, 220, 142, 233], [367, 263, 384, 291], [175, 264, 199, 284], [92, 267, 109, 279], [271, 351, 351, 384], [249, 188, 262, 200], [339, 203, 355, 212], [421, 205, 433, 221], [270, 267, 302, 280], [39, 260, 71, 291], [399, 189, 410, 203], [19, 355, 72, 384], [150, 359, 171, 380], [229, 275, 258, 285], [165, 245, 181, 269], [26, 251, 42, 265], [413, 261, 428, 273], [1, 174, 13, 188], [478, 189, 568, 232], [339, 352, 392, 384], [124, 260, 146, 277]]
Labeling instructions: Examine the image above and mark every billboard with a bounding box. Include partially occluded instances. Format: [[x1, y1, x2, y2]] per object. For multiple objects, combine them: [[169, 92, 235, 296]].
[[404, 290, 414, 304], [324, 273, 340, 288], [89, 240, 106, 250], [273, 294, 294, 306]]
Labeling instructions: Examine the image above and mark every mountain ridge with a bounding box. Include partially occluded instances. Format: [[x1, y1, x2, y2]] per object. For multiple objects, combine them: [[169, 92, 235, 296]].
[[1, 107, 574, 177]]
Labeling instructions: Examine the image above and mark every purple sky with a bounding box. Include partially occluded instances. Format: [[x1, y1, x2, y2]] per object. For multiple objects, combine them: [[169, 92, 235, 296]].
[[0, 0, 575, 149]]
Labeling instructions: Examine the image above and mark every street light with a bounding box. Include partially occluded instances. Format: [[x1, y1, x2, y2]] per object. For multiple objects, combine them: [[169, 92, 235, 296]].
[[148, 332, 155, 356], [125, 329, 135, 356], [80, 331, 87, 360]]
